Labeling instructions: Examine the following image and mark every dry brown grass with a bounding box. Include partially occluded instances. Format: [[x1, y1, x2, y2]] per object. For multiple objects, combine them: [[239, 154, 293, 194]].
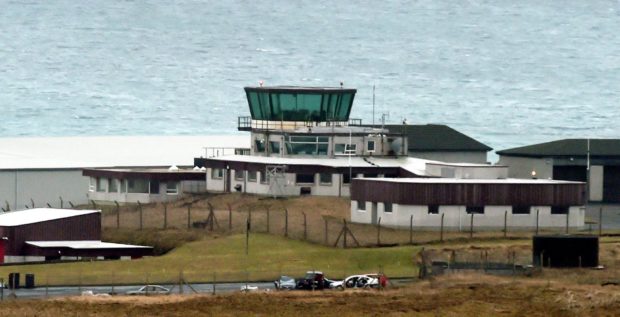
[[1, 274, 619, 316], [101, 193, 588, 249]]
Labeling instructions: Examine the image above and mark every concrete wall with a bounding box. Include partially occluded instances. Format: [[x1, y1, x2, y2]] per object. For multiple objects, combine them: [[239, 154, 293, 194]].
[[351, 203, 585, 229], [211, 168, 355, 197], [409, 151, 488, 164], [497, 156, 553, 179], [425, 164, 508, 179], [0, 169, 89, 210], [88, 178, 204, 204]]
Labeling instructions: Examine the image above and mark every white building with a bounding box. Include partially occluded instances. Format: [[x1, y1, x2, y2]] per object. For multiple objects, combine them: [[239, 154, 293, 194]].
[[0, 135, 249, 209]]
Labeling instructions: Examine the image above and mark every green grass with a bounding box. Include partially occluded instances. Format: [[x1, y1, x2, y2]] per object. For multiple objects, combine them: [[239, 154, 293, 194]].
[[0, 234, 420, 286]]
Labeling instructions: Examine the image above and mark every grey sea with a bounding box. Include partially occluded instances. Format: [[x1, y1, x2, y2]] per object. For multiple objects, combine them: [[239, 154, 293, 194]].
[[1, 0, 619, 156]]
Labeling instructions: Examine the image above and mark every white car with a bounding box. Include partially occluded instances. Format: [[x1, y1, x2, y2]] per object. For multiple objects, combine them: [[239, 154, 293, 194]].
[[126, 285, 170, 296], [331, 274, 384, 290]]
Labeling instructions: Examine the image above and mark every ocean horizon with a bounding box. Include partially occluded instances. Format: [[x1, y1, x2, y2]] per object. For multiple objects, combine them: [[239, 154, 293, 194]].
[[1, 0, 619, 154]]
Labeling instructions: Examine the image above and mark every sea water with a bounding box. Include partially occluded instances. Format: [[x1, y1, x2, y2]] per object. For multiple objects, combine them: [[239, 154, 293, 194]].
[[1, 0, 619, 154]]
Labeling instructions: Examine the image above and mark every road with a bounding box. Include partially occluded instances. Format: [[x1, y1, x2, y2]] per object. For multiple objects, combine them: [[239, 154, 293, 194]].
[[1, 281, 276, 299]]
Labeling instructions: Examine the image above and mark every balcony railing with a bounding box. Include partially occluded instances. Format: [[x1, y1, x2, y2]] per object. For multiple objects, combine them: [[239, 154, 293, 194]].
[[237, 116, 363, 131]]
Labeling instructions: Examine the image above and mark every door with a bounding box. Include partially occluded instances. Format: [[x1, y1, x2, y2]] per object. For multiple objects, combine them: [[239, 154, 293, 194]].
[[603, 166, 620, 203], [371, 202, 378, 224]]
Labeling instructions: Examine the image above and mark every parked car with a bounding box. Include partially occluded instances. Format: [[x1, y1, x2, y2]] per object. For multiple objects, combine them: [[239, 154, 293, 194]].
[[331, 274, 388, 290], [295, 271, 331, 290], [126, 285, 170, 296], [240, 285, 259, 292], [274, 275, 296, 290]]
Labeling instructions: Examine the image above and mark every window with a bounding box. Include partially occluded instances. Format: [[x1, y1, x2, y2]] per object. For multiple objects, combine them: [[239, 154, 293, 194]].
[[248, 171, 257, 182], [296, 173, 315, 184], [428, 205, 439, 214], [345, 143, 357, 153], [342, 173, 351, 184], [364, 173, 378, 178], [166, 182, 178, 194], [89, 178, 95, 192], [551, 206, 569, 214], [108, 178, 118, 193], [335, 144, 346, 154], [260, 172, 269, 184], [357, 200, 366, 211], [384, 202, 392, 213], [235, 169, 245, 181], [270, 141, 280, 154], [466, 206, 484, 214], [255, 139, 266, 152], [149, 180, 160, 194], [127, 179, 149, 193], [367, 140, 375, 152], [285, 136, 329, 155], [512, 205, 530, 215], [96, 178, 106, 192], [319, 173, 332, 185], [211, 168, 223, 179]]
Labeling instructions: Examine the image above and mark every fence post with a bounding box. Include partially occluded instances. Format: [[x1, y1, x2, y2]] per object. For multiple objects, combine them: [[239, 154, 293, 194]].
[[469, 213, 474, 238], [266, 206, 270, 233], [163, 202, 168, 229], [302, 212, 307, 240], [115, 201, 120, 229], [376, 217, 381, 246], [409, 215, 413, 244], [212, 272, 216, 295], [440, 213, 445, 242], [343, 219, 348, 249], [565, 208, 570, 234], [536, 209, 540, 235], [30, 198, 35, 208], [187, 204, 191, 229], [228, 204, 232, 232], [59, 196, 63, 209], [4, 201, 9, 212], [91, 200, 96, 210], [599, 207, 603, 236], [138, 201, 143, 230], [248, 207, 252, 233], [504, 210, 508, 238], [284, 208, 289, 237]]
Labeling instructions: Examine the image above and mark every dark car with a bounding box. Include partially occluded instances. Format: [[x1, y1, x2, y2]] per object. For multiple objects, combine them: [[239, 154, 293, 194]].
[[295, 271, 331, 290]]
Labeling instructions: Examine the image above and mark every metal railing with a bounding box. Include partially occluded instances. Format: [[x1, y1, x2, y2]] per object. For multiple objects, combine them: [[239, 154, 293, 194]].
[[237, 116, 363, 131]]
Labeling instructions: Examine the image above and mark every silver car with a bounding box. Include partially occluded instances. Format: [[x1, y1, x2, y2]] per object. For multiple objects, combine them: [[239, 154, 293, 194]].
[[126, 285, 170, 296], [274, 275, 296, 290]]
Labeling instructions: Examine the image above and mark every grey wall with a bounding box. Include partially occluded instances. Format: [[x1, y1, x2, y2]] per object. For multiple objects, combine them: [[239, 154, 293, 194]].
[[408, 151, 488, 164], [0, 169, 89, 210]]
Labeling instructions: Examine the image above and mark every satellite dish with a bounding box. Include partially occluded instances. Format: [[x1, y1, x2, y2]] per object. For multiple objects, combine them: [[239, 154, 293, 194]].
[[168, 165, 179, 171], [390, 138, 402, 154]]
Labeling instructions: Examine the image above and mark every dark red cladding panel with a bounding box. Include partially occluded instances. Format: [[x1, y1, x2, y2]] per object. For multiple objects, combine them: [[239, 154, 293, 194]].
[[351, 179, 585, 206], [2, 213, 101, 256]]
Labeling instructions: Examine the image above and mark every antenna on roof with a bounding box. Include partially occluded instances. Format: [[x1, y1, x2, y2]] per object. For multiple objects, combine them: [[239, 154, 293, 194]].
[[259, 80, 264, 87], [340, 81, 343, 88], [372, 84, 375, 126]]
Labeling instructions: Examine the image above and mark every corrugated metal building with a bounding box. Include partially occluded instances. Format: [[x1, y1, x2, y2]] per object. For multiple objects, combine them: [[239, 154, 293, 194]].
[[350, 178, 586, 229], [0, 208, 151, 263]]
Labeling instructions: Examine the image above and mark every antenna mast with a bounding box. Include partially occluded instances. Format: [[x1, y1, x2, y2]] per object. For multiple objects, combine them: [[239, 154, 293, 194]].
[[372, 84, 375, 126]]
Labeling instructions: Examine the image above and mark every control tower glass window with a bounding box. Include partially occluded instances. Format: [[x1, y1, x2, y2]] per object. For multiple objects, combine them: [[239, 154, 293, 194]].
[[245, 87, 356, 122]]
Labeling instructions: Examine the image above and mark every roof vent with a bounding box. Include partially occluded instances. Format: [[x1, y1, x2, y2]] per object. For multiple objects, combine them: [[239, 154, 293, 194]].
[[193, 166, 200, 171], [168, 165, 179, 171], [200, 167, 207, 172]]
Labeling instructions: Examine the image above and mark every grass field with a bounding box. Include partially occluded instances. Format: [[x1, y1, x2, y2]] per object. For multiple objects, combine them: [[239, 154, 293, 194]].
[[0, 233, 421, 286]]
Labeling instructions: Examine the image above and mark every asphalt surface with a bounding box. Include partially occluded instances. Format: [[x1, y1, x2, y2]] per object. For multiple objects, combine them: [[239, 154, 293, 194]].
[[585, 204, 620, 230], [1, 282, 276, 299]]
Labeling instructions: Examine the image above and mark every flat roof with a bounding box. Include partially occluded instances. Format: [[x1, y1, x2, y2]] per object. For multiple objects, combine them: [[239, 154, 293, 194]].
[[25, 240, 152, 249], [497, 139, 620, 158], [357, 178, 584, 185], [0, 208, 99, 226], [207, 155, 431, 175], [0, 135, 249, 170]]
